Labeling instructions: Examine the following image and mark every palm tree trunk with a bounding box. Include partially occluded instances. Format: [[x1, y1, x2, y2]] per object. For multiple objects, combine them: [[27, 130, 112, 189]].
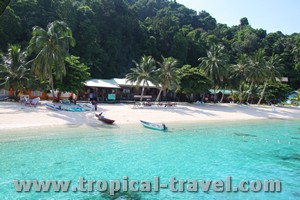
[[14, 89, 19, 101], [156, 88, 163, 102], [220, 93, 225, 103], [163, 88, 167, 100], [49, 75, 56, 102], [140, 81, 146, 101], [257, 82, 267, 105], [239, 83, 243, 104], [220, 86, 226, 103], [246, 81, 253, 103], [213, 88, 217, 103]]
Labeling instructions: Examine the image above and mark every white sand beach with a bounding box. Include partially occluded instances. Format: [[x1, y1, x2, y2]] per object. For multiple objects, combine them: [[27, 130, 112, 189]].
[[0, 101, 300, 131]]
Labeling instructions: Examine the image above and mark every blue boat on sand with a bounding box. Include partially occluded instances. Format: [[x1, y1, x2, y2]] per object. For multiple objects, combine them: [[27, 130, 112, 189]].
[[45, 104, 62, 111]]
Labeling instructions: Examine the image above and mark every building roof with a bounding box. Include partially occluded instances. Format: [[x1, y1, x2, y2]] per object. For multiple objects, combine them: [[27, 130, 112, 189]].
[[113, 78, 158, 88], [84, 78, 160, 89], [209, 89, 235, 95], [84, 79, 120, 88], [276, 77, 289, 82]]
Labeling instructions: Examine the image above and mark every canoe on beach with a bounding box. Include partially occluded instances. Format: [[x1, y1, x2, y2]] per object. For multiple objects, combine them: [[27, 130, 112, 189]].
[[95, 112, 115, 124]]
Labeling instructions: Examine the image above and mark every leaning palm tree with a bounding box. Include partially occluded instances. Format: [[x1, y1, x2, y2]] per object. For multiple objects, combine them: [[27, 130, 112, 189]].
[[246, 49, 266, 103], [230, 54, 250, 104], [199, 44, 228, 102], [126, 55, 157, 101], [0, 44, 30, 98], [27, 21, 75, 100], [155, 56, 178, 101], [257, 54, 282, 105]]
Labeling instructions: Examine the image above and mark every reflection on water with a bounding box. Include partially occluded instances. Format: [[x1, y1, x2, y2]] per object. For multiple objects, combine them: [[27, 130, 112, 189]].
[[279, 154, 300, 161], [234, 133, 257, 137], [291, 137, 300, 140]]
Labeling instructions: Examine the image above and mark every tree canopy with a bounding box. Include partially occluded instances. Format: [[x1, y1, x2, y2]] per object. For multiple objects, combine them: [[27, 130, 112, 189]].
[[0, 0, 299, 103]]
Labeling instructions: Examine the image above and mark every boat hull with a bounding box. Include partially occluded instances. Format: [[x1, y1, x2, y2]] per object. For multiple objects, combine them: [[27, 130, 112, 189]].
[[96, 113, 115, 124], [140, 120, 167, 131], [45, 104, 61, 111], [99, 118, 115, 124]]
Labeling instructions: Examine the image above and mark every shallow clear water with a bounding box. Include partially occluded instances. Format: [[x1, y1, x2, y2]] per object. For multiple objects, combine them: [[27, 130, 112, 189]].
[[0, 119, 300, 199]]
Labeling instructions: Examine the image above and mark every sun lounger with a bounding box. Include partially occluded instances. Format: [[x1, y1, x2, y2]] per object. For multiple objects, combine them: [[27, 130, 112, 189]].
[[164, 102, 176, 107], [143, 101, 153, 106], [132, 102, 142, 109], [157, 102, 163, 106], [25, 97, 40, 107]]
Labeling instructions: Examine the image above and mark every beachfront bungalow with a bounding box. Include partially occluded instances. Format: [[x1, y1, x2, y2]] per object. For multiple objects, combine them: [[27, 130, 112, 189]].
[[0, 88, 75, 102], [276, 77, 289, 83], [1, 88, 48, 100], [83, 78, 160, 101], [208, 89, 234, 102], [113, 78, 159, 101]]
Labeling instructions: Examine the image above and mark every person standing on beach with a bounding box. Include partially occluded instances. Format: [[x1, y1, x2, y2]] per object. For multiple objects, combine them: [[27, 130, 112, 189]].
[[73, 93, 77, 105], [92, 99, 98, 111], [89, 92, 93, 101]]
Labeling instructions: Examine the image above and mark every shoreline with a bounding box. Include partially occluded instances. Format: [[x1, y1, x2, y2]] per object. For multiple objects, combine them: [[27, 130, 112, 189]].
[[1, 101, 300, 132], [1, 117, 299, 143]]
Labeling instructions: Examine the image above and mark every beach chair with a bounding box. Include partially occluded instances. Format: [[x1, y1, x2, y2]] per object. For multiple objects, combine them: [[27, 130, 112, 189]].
[[165, 102, 176, 107], [61, 98, 71, 105], [143, 101, 152, 106], [25, 97, 40, 107], [0, 95, 9, 101], [132, 102, 141, 109], [20, 95, 29, 103], [156, 102, 163, 107]]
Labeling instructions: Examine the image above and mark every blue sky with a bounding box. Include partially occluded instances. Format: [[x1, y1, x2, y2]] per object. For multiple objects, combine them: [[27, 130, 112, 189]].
[[175, 0, 300, 35]]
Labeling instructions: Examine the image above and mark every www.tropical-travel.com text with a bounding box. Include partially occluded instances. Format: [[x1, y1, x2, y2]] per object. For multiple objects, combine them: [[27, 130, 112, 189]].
[[13, 176, 281, 195]]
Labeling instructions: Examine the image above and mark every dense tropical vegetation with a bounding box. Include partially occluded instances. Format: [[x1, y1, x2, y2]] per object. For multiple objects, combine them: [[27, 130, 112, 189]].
[[0, 44, 30, 98], [176, 65, 212, 101], [0, 0, 10, 16], [0, 0, 299, 104], [27, 20, 75, 99]]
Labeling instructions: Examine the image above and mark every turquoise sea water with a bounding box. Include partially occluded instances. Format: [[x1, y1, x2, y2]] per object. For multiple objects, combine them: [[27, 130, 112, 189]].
[[0, 119, 300, 199]]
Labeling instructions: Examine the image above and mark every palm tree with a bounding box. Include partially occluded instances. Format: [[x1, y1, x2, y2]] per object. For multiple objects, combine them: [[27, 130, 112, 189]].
[[231, 55, 249, 104], [126, 55, 157, 101], [0, 44, 30, 98], [155, 56, 178, 101], [218, 76, 229, 103], [27, 21, 75, 100], [246, 49, 266, 103], [257, 54, 282, 105], [199, 44, 228, 102]]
